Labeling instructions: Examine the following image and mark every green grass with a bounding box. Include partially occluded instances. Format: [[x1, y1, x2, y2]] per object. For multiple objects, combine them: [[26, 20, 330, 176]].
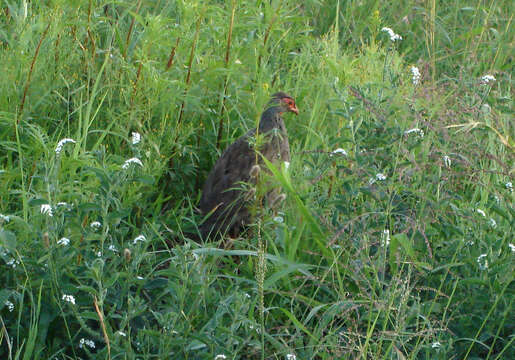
[[0, 0, 513, 359]]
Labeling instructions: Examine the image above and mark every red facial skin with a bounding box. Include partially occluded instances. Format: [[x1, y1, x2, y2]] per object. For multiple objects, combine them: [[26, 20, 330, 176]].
[[282, 97, 299, 115]]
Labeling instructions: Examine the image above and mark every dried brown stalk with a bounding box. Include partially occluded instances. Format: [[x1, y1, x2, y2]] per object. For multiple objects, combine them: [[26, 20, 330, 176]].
[[216, 0, 237, 149], [165, 37, 181, 71], [18, 22, 51, 122]]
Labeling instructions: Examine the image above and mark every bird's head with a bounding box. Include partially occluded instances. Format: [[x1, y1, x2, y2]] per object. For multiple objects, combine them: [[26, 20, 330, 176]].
[[268, 92, 299, 115]]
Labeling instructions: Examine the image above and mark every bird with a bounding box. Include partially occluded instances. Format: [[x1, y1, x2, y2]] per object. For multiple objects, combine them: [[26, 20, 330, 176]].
[[198, 92, 299, 239]]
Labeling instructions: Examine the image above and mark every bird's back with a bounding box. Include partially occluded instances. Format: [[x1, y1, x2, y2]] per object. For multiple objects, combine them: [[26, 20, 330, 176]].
[[199, 114, 290, 239]]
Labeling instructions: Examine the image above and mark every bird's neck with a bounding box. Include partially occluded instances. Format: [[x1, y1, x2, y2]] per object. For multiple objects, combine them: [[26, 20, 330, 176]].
[[259, 106, 284, 131]]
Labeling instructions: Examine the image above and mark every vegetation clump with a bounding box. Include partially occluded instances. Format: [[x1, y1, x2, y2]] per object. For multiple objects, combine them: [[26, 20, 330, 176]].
[[0, 1, 513, 359]]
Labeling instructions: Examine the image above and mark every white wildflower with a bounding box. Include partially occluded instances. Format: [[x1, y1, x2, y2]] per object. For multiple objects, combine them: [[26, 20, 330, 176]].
[[411, 66, 421, 85], [286, 354, 297, 360], [56, 202, 68, 207], [234, 59, 242, 65], [57, 237, 70, 246], [273, 216, 284, 224], [443, 155, 451, 168], [122, 157, 143, 169], [476, 209, 486, 217], [404, 128, 424, 138], [376, 173, 387, 181], [90, 221, 101, 230], [480, 75, 496, 84], [116, 331, 127, 337], [506, 182, 513, 192], [131, 132, 141, 145], [508, 243, 515, 253], [489, 218, 496, 228], [62, 294, 76, 305], [97, 251, 102, 257], [108, 244, 118, 252], [214, 355, 227, 360], [244, 293, 251, 298], [137, 276, 144, 280], [477, 254, 488, 270], [79, 338, 95, 349], [0, 214, 10, 222], [331, 148, 347, 156], [6, 258, 19, 268], [381, 229, 390, 247], [40, 204, 53, 217], [381, 27, 402, 42], [431, 341, 441, 349], [5, 300, 14, 312], [284, 161, 290, 170], [133, 234, 146, 244], [55, 138, 76, 154]]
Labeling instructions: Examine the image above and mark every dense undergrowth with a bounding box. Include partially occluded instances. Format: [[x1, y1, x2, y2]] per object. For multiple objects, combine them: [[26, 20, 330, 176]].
[[0, 1, 513, 359]]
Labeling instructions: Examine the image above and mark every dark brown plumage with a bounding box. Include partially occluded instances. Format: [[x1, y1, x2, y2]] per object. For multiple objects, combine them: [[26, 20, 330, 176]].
[[199, 92, 299, 239]]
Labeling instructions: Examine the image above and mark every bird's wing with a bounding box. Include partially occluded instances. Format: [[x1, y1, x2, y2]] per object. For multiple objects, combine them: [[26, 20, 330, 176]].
[[199, 133, 257, 217]]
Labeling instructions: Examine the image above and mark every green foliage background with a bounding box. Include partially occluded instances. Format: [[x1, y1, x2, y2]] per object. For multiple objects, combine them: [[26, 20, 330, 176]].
[[0, 0, 513, 359]]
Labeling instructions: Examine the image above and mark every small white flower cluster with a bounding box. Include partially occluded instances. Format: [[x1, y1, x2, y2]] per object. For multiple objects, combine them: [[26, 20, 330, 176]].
[[116, 330, 127, 337], [57, 237, 70, 246], [376, 173, 387, 181], [480, 74, 496, 84], [79, 338, 95, 349], [477, 254, 488, 270], [108, 244, 118, 252], [90, 221, 102, 230], [286, 354, 297, 360], [41, 204, 53, 217], [443, 155, 452, 168], [122, 157, 143, 169], [133, 234, 146, 244], [381, 229, 390, 247], [431, 341, 441, 349], [131, 132, 141, 145], [5, 300, 14, 312], [475, 209, 497, 228], [6, 258, 20, 268], [273, 216, 284, 224], [381, 27, 402, 42], [55, 138, 76, 155], [331, 148, 348, 156], [509, 243, 515, 253], [62, 294, 76, 305], [234, 59, 242, 65], [411, 66, 421, 85], [214, 355, 227, 360], [369, 173, 387, 185], [0, 214, 10, 223], [284, 161, 290, 170], [506, 182, 513, 192], [404, 128, 424, 138]]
